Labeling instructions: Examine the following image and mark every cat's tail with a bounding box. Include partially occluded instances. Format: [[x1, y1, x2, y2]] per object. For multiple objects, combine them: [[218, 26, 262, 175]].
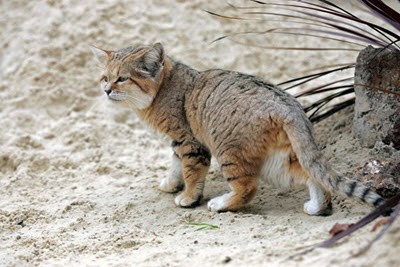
[[283, 120, 385, 208]]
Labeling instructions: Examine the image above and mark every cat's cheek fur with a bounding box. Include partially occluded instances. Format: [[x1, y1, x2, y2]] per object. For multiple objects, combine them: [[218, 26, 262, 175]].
[[121, 86, 154, 110], [131, 93, 153, 110]]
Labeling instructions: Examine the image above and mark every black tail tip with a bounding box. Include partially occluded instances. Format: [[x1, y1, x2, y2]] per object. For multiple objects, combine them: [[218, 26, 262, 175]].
[[373, 198, 394, 216], [373, 197, 385, 208]]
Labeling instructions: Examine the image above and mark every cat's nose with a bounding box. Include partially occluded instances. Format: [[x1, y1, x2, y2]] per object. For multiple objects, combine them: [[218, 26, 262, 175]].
[[104, 89, 112, 95]]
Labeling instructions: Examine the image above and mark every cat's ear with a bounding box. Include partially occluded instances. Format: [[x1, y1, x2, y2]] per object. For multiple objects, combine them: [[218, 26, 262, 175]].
[[140, 42, 165, 77], [147, 42, 164, 64], [90, 46, 112, 65]]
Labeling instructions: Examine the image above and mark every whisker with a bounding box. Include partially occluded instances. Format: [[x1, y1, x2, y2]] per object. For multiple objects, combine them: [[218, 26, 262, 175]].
[[124, 94, 144, 102], [116, 93, 146, 103]]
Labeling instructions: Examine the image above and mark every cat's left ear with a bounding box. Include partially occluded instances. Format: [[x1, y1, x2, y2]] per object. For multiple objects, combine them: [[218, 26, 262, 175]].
[[145, 43, 165, 64], [90, 45, 112, 65], [141, 42, 165, 77]]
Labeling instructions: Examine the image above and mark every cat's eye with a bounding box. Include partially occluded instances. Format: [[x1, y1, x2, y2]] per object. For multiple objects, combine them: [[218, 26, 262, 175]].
[[103, 76, 109, 83], [116, 77, 129, 83]]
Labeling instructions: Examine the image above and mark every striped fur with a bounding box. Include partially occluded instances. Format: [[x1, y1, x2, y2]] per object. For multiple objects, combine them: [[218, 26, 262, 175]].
[[92, 43, 384, 215]]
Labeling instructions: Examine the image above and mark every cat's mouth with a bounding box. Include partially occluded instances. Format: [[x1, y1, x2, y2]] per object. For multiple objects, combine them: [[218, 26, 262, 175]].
[[108, 95, 122, 101], [107, 92, 126, 101]]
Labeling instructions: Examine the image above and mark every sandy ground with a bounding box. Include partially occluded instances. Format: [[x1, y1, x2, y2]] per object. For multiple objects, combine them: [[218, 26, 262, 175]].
[[0, 0, 399, 266]]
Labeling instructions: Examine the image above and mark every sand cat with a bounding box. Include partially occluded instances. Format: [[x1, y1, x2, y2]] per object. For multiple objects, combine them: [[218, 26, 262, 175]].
[[91, 43, 384, 215]]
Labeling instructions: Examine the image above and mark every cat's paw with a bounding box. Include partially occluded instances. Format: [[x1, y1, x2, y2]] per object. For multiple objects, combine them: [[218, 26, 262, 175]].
[[303, 200, 332, 216], [158, 177, 183, 193], [207, 194, 231, 212], [174, 193, 201, 208]]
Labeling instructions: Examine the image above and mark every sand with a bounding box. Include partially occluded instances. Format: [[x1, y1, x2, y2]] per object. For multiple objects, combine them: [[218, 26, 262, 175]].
[[0, 0, 399, 266]]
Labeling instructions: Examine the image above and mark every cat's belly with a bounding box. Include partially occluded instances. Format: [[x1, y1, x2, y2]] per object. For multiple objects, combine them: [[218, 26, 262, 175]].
[[260, 149, 293, 189]]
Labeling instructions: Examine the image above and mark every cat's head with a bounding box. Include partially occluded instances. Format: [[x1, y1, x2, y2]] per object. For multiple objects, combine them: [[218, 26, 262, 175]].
[[91, 43, 166, 109]]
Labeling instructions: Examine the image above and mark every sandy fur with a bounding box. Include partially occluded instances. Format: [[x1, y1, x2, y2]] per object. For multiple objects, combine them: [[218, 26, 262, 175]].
[[93, 39, 383, 214]]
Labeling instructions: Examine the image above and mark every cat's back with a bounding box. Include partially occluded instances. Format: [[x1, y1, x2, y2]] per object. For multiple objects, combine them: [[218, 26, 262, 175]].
[[185, 69, 305, 149], [188, 69, 302, 120]]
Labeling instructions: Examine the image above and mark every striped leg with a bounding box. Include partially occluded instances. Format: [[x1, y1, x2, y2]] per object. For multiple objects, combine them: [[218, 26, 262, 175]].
[[174, 141, 211, 208]]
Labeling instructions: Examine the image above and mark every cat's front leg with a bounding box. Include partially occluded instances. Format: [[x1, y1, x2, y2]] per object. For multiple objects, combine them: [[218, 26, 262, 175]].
[[159, 152, 184, 193], [173, 141, 211, 208]]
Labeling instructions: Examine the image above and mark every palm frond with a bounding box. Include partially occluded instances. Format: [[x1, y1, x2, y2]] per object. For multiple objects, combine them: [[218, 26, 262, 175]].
[[278, 64, 355, 90], [309, 98, 355, 123], [208, 0, 400, 123]]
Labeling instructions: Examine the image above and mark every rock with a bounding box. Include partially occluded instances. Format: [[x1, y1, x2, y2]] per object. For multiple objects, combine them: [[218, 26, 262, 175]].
[[353, 46, 400, 149], [351, 159, 400, 198]]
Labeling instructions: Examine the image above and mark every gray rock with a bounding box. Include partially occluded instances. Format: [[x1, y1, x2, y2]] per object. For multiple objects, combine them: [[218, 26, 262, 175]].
[[353, 46, 400, 149], [351, 159, 399, 198]]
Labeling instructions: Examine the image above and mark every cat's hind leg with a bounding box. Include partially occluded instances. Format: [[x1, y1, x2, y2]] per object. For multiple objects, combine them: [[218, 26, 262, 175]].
[[159, 153, 184, 193], [289, 154, 332, 216], [208, 160, 259, 212], [304, 180, 332, 216]]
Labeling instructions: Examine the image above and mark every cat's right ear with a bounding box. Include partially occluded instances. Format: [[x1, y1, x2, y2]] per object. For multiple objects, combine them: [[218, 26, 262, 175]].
[[90, 46, 112, 65]]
